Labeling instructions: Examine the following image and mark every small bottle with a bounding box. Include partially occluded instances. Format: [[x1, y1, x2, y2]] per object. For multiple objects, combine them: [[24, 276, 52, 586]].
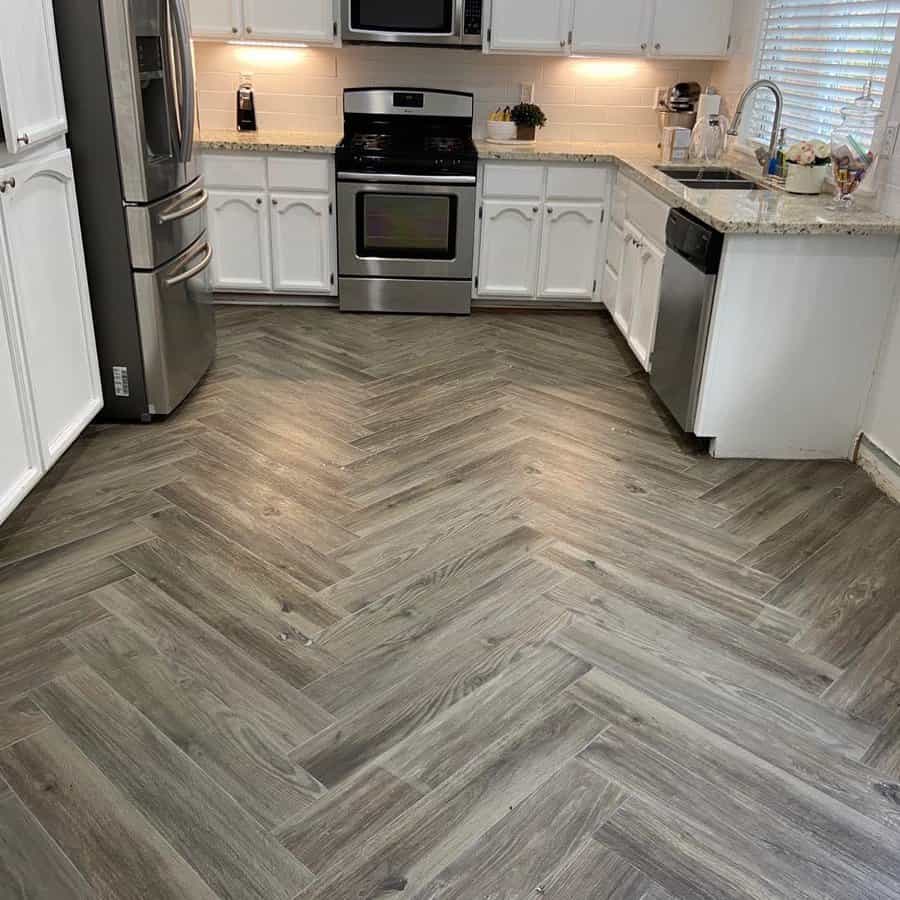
[[770, 127, 787, 177]]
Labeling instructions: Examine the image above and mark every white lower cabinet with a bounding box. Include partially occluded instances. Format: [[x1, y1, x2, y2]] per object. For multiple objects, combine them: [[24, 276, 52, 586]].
[[0, 275, 41, 523], [538, 202, 605, 300], [201, 152, 337, 297], [604, 173, 668, 371], [477, 200, 542, 297], [207, 190, 273, 291], [476, 162, 609, 303], [270, 193, 333, 293], [0, 150, 101, 467]]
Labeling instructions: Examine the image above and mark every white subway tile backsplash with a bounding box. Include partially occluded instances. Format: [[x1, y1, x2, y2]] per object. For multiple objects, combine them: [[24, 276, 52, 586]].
[[194, 41, 715, 143]]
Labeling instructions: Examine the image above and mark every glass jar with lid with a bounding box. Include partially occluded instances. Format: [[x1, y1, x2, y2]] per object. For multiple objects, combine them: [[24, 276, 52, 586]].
[[829, 80, 881, 209]]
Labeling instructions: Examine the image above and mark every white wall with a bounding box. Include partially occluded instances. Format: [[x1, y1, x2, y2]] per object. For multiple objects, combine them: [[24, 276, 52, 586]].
[[709, 0, 763, 118], [194, 42, 714, 143]]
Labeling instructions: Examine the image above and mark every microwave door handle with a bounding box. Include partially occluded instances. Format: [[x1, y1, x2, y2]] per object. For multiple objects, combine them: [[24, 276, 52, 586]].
[[170, 0, 195, 162]]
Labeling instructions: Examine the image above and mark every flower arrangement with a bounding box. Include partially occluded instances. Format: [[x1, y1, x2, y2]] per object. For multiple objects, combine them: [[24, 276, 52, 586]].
[[510, 103, 547, 141], [785, 140, 830, 167], [782, 139, 831, 194]]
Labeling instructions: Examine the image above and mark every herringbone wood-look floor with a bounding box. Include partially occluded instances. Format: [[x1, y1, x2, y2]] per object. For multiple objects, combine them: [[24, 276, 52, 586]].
[[1, 307, 900, 899]]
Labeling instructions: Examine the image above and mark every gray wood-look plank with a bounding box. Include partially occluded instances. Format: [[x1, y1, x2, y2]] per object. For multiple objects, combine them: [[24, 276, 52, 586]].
[[1, 307, 899, 898]]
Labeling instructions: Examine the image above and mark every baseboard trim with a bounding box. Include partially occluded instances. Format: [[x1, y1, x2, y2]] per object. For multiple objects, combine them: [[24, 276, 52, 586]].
[[856, 433, 900, 504]]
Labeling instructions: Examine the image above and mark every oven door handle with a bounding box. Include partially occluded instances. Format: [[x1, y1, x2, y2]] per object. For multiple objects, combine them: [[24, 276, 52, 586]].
[[338, 172, 477, 185]]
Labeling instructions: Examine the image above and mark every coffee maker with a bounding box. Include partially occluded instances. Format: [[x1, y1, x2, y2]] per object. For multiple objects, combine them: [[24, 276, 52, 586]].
[[237, 80, 257, 131]]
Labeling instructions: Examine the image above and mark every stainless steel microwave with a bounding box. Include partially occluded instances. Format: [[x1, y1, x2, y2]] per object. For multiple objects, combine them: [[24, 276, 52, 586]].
[[341, 0, 483, 47]]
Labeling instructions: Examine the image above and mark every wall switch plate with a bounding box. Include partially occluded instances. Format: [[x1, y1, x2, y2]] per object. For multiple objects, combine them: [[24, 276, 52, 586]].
[[520, 82, 535, 104], [882, 122, 899, 157]]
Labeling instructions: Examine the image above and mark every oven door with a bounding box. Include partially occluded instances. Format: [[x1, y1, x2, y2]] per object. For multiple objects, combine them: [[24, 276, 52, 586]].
[[342, 0, 462, 44], [338, 176, 475, 280]]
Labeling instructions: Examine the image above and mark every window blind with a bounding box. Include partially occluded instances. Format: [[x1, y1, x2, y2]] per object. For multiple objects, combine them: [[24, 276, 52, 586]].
[[750, 0, 900, 147]]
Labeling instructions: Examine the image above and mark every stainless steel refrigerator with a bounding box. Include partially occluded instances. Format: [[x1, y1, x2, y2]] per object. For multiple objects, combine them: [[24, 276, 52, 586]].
[[53, 0, 215, 421]]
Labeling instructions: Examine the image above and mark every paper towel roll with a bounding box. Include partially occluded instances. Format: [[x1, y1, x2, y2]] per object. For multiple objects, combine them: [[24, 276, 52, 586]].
[[697, 92, 722, 118]]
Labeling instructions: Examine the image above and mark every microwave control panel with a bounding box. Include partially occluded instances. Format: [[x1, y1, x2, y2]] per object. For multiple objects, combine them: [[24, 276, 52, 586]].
[[464, 0, 483, 37]]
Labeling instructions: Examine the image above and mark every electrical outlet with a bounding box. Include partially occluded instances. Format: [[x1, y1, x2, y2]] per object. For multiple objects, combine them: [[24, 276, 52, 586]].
[[882, 122, 900, 157], [520, 82, 535, 104]]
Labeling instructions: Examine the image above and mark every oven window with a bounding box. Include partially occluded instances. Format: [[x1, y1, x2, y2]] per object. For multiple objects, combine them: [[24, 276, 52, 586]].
[[351, 0, 453, 33], [358, 193, 457, 259]]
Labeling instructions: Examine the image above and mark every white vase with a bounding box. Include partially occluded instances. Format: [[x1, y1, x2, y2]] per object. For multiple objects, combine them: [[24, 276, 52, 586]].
[[784, 163, 827, 195]]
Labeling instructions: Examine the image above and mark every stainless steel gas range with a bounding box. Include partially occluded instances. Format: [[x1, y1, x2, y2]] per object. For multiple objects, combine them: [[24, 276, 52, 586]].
[[336, 89, 478, 315]]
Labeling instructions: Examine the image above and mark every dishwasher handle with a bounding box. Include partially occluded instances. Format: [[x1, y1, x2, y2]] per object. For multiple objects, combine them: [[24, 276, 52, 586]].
[[666, 208, 724, 275]]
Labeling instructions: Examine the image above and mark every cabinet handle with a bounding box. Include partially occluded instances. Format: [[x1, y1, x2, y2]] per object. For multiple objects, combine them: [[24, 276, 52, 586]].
[[17, 133, 29, 145], [0, 177, 15, 193]]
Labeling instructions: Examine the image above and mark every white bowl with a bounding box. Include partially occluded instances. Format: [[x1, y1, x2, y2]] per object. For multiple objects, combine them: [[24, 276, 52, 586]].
[[486, 120, 517, 141]]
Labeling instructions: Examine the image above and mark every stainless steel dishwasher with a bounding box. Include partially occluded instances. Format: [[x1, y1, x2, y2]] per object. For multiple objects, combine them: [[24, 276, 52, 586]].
[[650, 208, 724, 432]]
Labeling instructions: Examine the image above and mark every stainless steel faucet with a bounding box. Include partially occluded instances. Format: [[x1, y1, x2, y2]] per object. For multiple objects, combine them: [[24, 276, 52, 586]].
[[727, 80, 784, 174]]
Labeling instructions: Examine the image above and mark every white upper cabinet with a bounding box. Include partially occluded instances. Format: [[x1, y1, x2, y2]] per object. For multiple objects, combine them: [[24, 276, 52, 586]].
[[477, 201, 543, 297], [190, 0, 337, 43], [0, 269, 41, 525], [189, 0, 243, 38], [651, 0, 734, 57], [0, 0, 67, 154], [571, 0, 653, 55], [0, 150, 101, 467], [538, 203, 605, 300], [243, 0, 336, 42], [207, 190, 273, 291], [270, 193, 333, 293], [488, 0, 571, 53]]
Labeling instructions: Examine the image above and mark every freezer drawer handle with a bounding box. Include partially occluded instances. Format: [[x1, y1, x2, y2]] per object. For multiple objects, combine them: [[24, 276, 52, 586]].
[[166, 242, 213, 286], [158, 188, 209, 224]]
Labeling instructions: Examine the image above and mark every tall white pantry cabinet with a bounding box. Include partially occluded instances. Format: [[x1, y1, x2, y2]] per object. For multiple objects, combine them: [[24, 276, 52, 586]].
[[0, 0, 102, 524]]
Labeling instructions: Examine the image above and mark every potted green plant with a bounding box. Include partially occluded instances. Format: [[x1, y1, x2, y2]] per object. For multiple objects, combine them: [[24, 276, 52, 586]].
[[510, 103, 547, 141]]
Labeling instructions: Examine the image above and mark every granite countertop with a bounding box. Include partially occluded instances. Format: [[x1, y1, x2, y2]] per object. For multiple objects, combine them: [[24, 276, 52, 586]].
[[197, 130, 900, 236]]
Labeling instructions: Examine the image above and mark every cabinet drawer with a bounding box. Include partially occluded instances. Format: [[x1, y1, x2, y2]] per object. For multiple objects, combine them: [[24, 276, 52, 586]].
[[624, 179, 670, 248], [546, 165, 608, 201], [606, 221, 625, 275], [482, 163, 544, 199], [268, 156, 332, 192], [200, 153, 267, 189]]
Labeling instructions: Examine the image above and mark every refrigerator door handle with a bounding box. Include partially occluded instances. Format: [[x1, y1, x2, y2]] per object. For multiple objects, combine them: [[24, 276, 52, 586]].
[[158, 187, 208, 223], [165, 241, 213, 286], [170, 0, 195, 163]]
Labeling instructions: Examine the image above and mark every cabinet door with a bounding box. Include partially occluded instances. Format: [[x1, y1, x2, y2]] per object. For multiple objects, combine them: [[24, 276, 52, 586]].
[[0, 151, 101, 467], [243, 0, 336, 43], [571, 0, 652, 55], [270, 193, 333, 294], [189, 0, 243, 38], [207, 189, 272, 291], [538, 203, 605, 300], [488, 0, 571, 53], [613, 224, 642, 338], [630, 238, 665, 370], [0, 0, 67, 154], [477, 200, 542, 298], [651, 0, 734, 57], [0, 272, 41, 525]]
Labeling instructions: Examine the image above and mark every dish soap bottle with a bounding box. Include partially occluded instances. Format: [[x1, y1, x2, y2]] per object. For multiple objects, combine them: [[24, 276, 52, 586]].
[[770, 127, 787, 177]]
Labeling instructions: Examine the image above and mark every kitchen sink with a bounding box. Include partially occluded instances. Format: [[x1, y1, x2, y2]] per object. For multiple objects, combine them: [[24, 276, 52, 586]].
[[655, 166, 761, 191]]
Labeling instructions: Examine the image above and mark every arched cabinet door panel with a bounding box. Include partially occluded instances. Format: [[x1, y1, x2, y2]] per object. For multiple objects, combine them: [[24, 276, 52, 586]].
[[476, 201, 542, 298], [270, 193, 332, 294], [538, 202, 605, 300], [0, 150, 101, 468], [207, 189, 272, 291]]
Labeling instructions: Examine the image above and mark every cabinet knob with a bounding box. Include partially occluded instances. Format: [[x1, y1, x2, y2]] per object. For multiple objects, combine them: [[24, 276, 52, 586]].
[[640, 42, 647, 50], [231, 26, 238, 33], [17, 133, 29, 145], [246, 25, 253, 33], [0, 177, 15, 193], [547, 207, 554, 214], [532, 206, 539, 213], [272, 198, 278, 206], [256, 197, 263, 205], [559, 39, 565, 48], [655, 43, 661, 51]]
